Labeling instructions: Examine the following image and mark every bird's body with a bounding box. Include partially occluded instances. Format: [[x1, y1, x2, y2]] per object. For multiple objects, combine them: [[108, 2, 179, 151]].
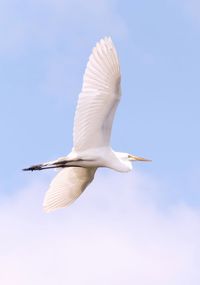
[[24, 37, 150, 212], [31, 148, 133, 172]]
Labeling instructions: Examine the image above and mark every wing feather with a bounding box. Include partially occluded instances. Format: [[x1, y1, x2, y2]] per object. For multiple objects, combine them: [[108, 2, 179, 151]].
[[43, 167, 96, 212], [73, 37, 121, 151]]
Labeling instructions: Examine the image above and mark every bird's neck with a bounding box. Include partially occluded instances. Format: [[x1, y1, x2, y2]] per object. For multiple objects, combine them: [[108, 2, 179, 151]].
[[108, 151, 132, 173]]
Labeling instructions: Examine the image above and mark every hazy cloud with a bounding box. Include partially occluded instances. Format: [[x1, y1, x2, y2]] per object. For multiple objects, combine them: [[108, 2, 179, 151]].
[[1, 171, 200, 284]]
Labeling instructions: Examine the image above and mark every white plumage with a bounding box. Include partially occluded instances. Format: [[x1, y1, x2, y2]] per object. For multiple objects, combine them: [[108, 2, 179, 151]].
[[43, 167, 96, 212], [73, 37, 121, 151], [24, 37, 150, 212]]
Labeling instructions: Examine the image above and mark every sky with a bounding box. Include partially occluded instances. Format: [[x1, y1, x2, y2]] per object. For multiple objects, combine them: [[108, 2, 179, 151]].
[[0, 0, 200, 284]]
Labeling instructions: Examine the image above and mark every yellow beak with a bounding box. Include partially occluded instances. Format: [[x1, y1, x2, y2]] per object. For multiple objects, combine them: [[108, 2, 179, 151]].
[[128, 154, 152, 162]]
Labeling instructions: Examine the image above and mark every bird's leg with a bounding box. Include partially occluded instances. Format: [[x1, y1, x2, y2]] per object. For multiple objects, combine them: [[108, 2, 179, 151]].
[[22, 159, 68, 171], [23, 164, 44, 171], [22, 158, 87, 171]]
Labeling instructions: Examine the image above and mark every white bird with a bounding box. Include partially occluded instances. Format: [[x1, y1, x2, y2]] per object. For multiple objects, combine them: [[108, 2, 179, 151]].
[[23, 37, 151, 212]]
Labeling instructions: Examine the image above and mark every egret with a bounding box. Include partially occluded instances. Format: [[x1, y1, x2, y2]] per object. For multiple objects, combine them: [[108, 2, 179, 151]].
[[23, 37, 151, 212]]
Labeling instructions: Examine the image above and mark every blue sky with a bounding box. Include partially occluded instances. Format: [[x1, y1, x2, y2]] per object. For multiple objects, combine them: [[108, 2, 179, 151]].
[[0, 0, 200, 284], [1, 0, 199, 203]]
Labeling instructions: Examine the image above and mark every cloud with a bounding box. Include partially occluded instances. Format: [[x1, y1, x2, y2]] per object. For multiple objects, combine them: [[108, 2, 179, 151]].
[[1, 171, 200, 284]]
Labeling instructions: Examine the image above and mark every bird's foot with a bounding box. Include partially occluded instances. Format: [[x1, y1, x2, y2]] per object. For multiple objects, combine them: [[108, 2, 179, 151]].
[[22, 164, 43, 171]]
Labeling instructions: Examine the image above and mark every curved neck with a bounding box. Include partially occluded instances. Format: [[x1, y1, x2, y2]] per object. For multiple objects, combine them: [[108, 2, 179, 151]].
[[107, 151, 132, 173]]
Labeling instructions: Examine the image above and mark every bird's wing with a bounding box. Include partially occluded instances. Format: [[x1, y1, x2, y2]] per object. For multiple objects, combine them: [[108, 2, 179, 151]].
[[73, 37, 121, 152], [43, 167, 96, 212]]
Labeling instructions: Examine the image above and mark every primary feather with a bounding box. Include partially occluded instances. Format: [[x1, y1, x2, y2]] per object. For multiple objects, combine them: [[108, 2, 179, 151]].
[[73, 37, 121, 151], [43, 167, 96, 212]]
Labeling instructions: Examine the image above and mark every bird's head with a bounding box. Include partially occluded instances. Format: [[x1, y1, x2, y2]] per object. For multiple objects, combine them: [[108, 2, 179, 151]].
[[114, 152, 151, 172]]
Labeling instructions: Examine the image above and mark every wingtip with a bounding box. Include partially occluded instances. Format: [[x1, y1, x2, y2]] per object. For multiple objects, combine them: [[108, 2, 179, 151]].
[[107, 36, 113, 43], [43, 203, 54, 213], [43, 207, 51, 213], [43, 204, 66, 213], [98, 36, 113, 46]]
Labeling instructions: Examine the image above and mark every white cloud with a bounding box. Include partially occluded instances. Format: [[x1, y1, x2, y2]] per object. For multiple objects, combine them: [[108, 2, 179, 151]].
[[0, 171, 200, 284]]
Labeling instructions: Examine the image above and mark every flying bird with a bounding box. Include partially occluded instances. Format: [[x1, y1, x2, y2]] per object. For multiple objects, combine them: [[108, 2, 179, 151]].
[[23, 37, 151, 212]]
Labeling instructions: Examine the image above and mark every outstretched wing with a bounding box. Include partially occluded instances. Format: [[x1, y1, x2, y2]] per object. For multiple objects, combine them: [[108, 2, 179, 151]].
[[73, 37, 121, 152], [43, 167, 96, 212]]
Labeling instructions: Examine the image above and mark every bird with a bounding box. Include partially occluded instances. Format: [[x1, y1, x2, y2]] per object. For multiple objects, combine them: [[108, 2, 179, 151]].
[[23, 37, 151, 212]]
